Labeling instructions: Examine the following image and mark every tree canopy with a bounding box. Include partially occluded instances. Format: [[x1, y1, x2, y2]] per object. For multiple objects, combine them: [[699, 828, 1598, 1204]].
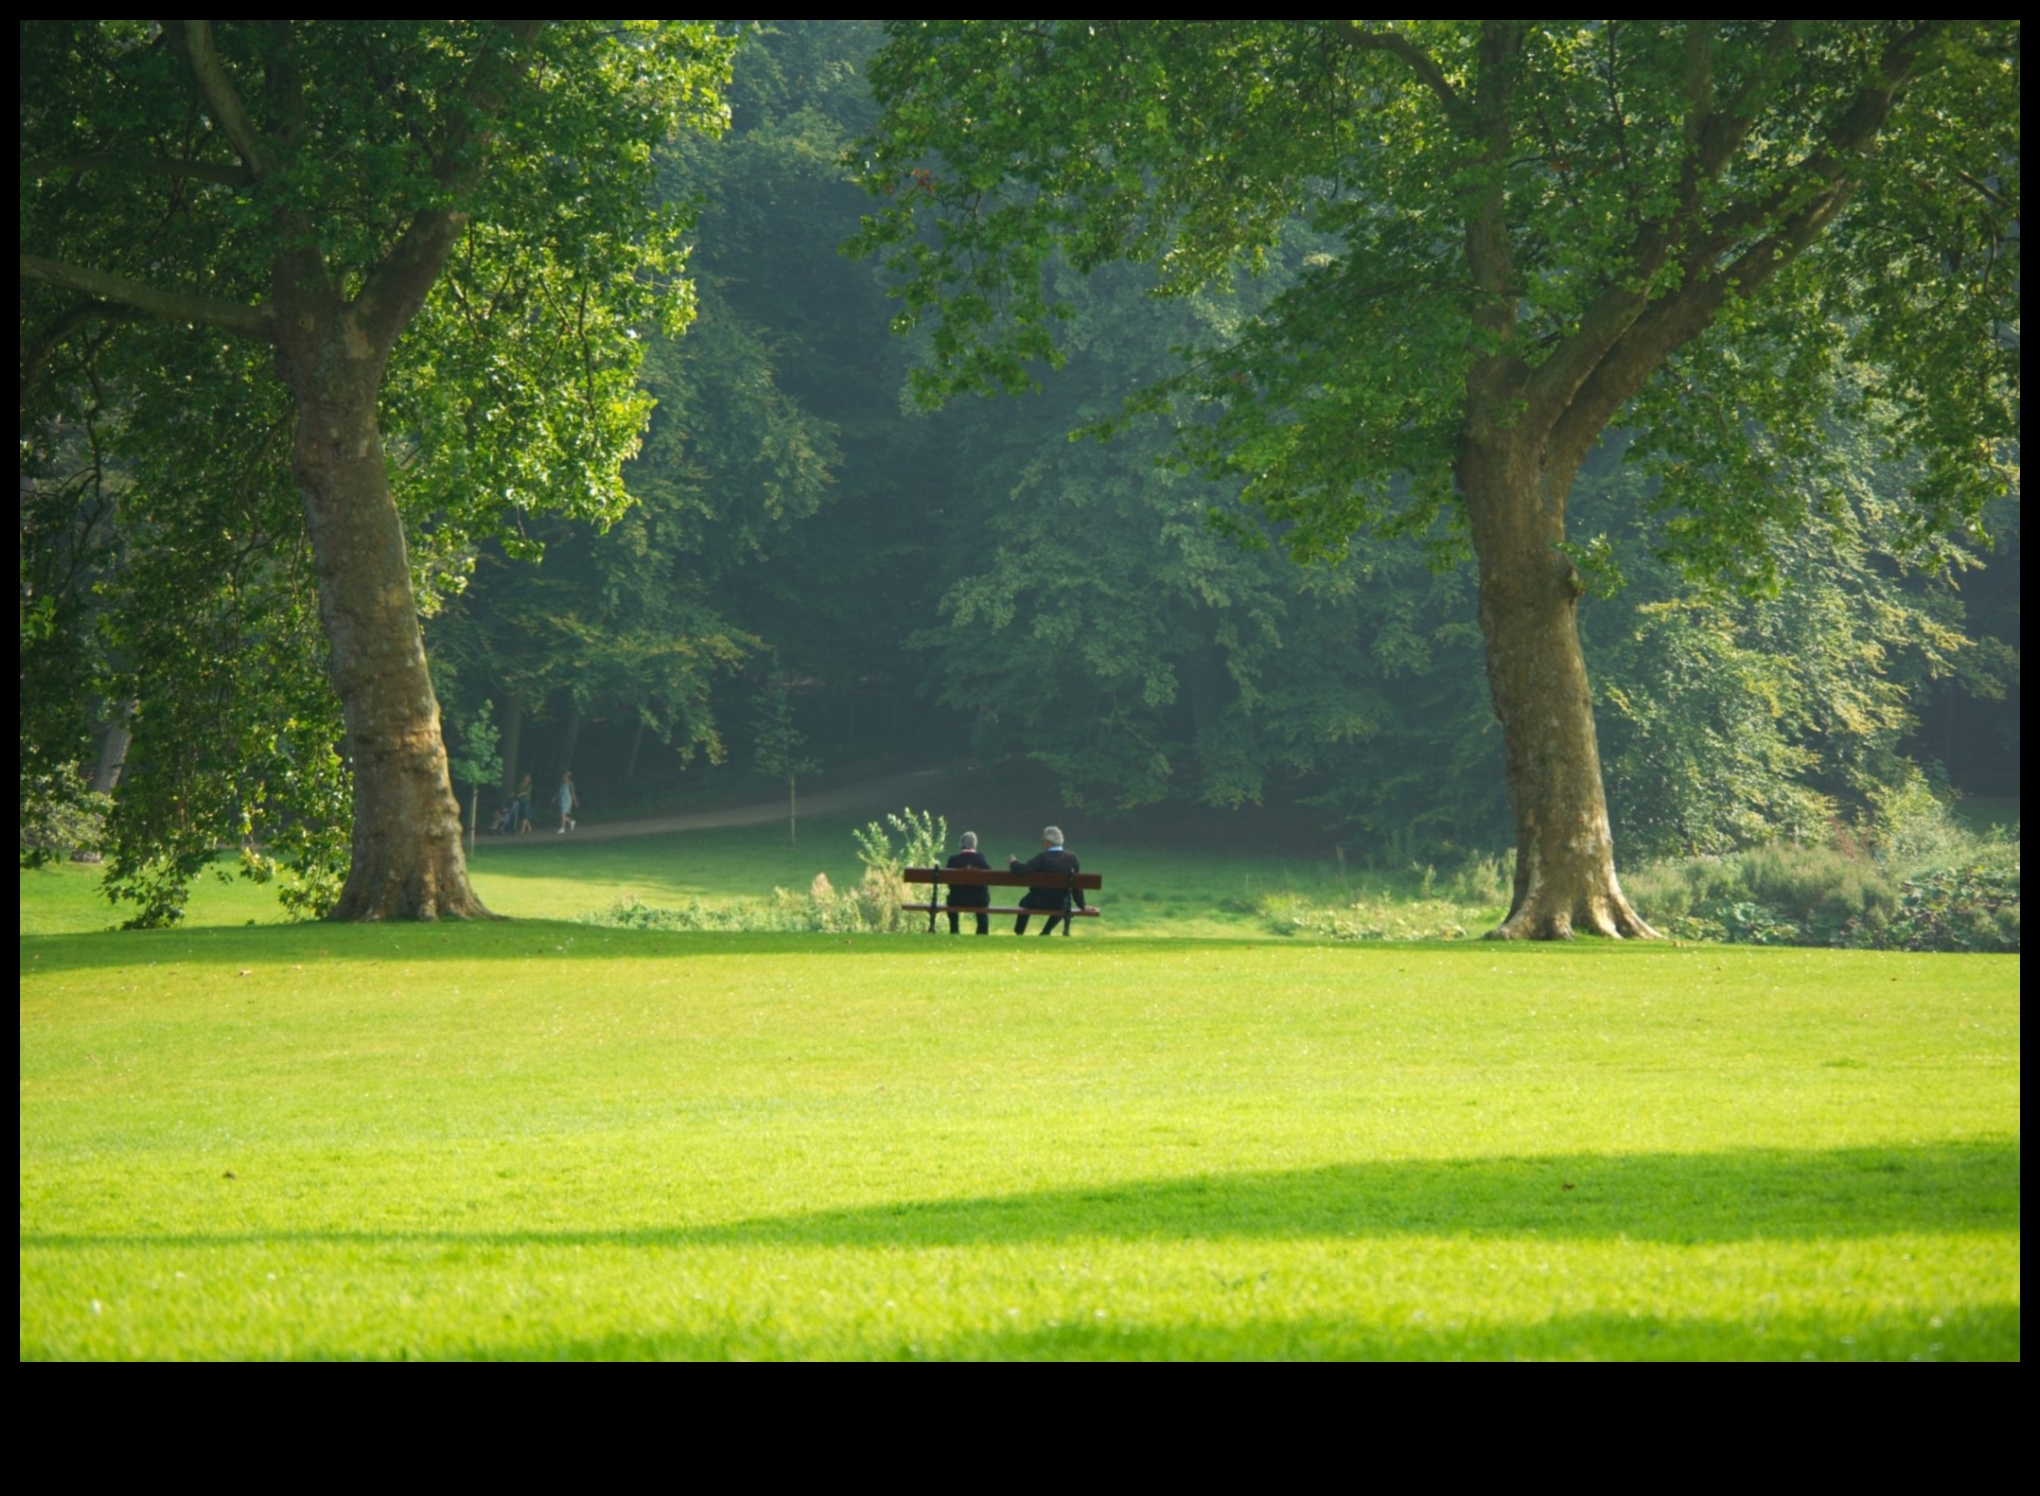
[[21, 20, 734, 919], [855, 19, 2020, 935], [19, 22, 2020, 932]]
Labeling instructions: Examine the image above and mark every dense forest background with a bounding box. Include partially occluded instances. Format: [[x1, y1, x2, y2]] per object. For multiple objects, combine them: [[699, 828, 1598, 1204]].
[[21, 22, 2019, 919], [433, 22, 2018, 855]]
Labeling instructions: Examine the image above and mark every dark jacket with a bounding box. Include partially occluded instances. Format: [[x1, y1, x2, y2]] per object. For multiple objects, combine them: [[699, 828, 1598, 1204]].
[[944, 849, 992, 906], [1009, 847, 1084, 909]]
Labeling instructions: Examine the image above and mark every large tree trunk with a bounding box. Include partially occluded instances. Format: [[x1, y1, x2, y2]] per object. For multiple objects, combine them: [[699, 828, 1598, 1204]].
[[276, 304, 489, 921], [1462, 437, 1655, 940]]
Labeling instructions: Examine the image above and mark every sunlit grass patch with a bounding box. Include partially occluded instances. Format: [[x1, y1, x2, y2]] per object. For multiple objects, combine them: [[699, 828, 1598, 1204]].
[[20, 923, 2020, 1360]]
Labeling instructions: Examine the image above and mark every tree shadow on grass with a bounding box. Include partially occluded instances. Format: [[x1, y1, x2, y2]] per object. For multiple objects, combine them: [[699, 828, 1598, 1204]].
[[458, 1303, 2020, 1362], [643, 1139, 2023, 1248], [21, 1139, 2019, 1253]]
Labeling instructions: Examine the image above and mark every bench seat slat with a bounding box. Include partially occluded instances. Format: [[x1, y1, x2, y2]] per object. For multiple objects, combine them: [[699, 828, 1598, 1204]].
[[901, 902, 1102, 917], [901, 868, 1103, 890]]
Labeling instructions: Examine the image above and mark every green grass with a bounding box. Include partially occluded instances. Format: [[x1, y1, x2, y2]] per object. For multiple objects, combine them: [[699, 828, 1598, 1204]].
[[20, 903, 2020, 1359], [20, 816, 1400, 940]]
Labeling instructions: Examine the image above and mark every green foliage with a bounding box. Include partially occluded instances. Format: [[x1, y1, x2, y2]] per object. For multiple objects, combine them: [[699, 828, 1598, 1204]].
[[18, 343, 354, 927], [429, 27, 849, 781], [585, 802, 954, 934], [909, 245, 1968, 857], [445, 701, 503, 797], [23, 20, 739, 547], [752, 677, 818, 786], [17, 457, 112, 867], [583, 869, 911, 936], [853, 806, 950, 880], [1581, 435, 1975, 858], [1623, 804, 2019, 953], [21, 21, 739, 917], [1883, 863, 2021, 954], [855, 21, 2018, 899], [19, 776, 110, 865], [20, 20, 2021, 917], [859, 21, 2017, 573]]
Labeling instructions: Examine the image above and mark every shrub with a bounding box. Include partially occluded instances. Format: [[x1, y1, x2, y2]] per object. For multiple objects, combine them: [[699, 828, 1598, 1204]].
[[852, 807, 948, 882], [1448, 851, 1511, 907], [1879, 857, 2022, 953], [19, 774, 109, 865], [1625, 811, 2017, 953]]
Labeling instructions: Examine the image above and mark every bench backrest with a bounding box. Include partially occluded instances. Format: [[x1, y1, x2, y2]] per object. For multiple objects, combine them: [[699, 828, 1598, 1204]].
[[902, 867, 1104, 891]]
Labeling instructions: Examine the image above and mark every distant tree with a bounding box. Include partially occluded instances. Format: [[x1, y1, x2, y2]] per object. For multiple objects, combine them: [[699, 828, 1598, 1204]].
[[752, 674, 817, 845], [21, 21, 734, 919], [857, 21, 2019, 937], [445, 699, 502, 861]]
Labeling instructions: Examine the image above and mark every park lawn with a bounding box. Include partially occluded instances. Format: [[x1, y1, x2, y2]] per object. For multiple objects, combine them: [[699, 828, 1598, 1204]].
[[20, 818, 1403, 941], [19, 919, 2019, 1361]]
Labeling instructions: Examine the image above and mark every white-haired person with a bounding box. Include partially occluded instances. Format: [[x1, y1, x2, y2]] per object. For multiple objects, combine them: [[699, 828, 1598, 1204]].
[[1008, 825, 1084, 935], [944, 831, 992, 935]]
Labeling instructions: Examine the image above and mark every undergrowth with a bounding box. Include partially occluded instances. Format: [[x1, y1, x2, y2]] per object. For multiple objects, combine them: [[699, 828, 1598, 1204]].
[[583, 807, 949, 934], [584, 869, 914, 934], [1260, 792, 2018, 950]]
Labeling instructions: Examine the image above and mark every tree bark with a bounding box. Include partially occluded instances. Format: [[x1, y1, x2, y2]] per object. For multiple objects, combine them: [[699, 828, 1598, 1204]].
[[274, 283, 488, 921], [1462, 435, 1655, 940], [88, 702, 134, 794]]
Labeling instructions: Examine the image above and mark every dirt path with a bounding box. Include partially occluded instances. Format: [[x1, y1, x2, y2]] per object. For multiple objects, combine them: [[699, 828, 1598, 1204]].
[[491, 767, 953, 845]]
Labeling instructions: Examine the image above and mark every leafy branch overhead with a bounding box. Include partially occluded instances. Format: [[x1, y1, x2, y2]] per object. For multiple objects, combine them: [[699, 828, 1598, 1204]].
[[856, 21, 2018, 573]]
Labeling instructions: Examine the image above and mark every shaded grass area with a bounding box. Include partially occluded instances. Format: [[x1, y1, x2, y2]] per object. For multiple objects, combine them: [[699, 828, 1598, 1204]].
[[20, 815, 1372, 939], [20, 921, 2020, 1360]]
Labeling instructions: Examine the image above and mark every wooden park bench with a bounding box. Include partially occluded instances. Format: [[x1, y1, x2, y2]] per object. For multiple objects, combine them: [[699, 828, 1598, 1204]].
[[902, 865, 1104, 935]]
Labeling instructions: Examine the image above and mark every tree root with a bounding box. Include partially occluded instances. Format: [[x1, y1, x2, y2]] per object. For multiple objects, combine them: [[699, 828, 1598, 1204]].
[[330, 857, 497, 921], [1485, 883, 1659, 941]]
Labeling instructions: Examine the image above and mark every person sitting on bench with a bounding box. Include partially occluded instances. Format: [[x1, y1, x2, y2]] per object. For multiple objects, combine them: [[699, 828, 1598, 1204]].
[[944, 831, 992, 935], [1009, 825, 1084, 936]]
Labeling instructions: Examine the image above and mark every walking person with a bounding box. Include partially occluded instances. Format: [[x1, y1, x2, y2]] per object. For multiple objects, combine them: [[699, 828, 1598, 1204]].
[[514, 772, 534, 834], [944, 831, 992, 935], [1009, 825, 1084, 935], [556, 770, 580, 833]]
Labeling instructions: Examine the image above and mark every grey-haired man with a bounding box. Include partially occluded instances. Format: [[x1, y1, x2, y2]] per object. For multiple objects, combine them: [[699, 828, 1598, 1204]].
[[1008, 825, 1084, 936]]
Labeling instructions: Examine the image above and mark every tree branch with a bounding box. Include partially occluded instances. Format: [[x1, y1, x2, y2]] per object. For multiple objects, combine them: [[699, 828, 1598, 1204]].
[[1524, 24, 1793, 428], [20, 300, 144, 415], [174, 21, 270, 178], [1337, 24, 1474, 133], [20, 254, 271, 339], [352, 210, 469, 357], [1532, 21, 1934, 458], [22, 152, 251, 187], [352, 21, 547, 355], [1545, 181, 1851, 475]]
